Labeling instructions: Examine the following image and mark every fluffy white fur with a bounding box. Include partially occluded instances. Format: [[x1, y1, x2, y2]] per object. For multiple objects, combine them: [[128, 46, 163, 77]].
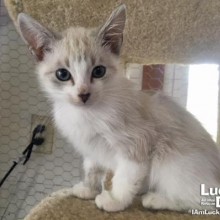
[[17, 5, 220, 212]]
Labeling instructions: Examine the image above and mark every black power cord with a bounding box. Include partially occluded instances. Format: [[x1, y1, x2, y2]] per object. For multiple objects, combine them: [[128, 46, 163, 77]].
[[0, 124, 46, 188]]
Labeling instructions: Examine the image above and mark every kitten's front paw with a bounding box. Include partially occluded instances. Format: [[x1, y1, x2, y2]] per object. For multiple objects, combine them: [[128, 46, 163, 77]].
[[142, 192, 168, 210], [72, 182, 98, 200], [95, 190, 127, 212]]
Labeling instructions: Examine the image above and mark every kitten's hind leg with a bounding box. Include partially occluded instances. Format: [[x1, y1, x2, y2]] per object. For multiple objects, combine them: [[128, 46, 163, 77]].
[[95, 159, 148, 212], [142, 192, 186, 212]]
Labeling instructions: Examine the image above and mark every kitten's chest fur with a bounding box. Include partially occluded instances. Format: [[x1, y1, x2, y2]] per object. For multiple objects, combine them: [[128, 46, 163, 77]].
[[53, 102, 120, 169]]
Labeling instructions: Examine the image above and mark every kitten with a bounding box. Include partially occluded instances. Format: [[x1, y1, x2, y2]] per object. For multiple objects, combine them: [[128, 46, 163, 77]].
[[17, 5, 220, 212]]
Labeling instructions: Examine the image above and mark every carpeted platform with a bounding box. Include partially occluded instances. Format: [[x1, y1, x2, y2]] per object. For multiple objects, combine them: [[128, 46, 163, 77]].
[[4, 0, 220, 64], [24, 189, 219, 220]]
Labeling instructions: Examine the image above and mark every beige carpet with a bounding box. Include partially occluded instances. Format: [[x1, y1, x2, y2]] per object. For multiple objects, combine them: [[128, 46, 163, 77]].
[[24, 189, 219, 220], [5, 0, 220, 64]]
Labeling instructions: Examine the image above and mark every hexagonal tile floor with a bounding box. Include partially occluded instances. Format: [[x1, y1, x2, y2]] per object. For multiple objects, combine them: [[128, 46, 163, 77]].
[[0, 1, 81, 219]]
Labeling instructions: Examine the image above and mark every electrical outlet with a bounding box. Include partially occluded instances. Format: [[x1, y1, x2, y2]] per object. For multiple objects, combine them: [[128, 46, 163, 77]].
[[30, 114, 54, 154]]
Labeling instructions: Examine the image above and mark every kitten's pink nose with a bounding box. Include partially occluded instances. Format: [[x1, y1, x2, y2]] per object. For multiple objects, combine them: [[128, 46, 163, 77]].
[[78, 93, 90, 103]]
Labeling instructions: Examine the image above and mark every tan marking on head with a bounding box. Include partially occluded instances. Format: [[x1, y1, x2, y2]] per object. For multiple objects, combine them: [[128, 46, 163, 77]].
[[61, 27, 99, 65], [64, 57, 70, 67], [90, 54, 96, 66], [78, 84, 89, 94]]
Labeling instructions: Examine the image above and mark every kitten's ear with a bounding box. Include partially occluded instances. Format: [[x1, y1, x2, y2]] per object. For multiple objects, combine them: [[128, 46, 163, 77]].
[[98, 4, 126, 55], [17, 13, 57, 61]]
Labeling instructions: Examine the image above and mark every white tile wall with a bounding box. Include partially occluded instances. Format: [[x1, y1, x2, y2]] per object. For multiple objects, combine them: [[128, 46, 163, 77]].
[[164, 64, 189, 107], [126, 63, 189, 108], [0, 2, 81, 219], [125, 63, 143, 90]]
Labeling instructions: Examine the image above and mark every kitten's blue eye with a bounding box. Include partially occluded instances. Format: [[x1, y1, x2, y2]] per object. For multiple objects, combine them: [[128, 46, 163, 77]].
[[92, 65, 106, 78], [56, 68, 71, 81]]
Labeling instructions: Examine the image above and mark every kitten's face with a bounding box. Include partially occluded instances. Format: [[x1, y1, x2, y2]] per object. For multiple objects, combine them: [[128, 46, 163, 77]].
[[17, 5, 126, 108], [37, 27, 119, 107]]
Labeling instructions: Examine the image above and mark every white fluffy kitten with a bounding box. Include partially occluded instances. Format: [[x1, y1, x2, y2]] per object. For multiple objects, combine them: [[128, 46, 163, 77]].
[[17, 5, 220, 212]]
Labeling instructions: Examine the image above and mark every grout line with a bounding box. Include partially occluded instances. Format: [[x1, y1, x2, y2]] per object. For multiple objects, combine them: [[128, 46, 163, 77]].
[[171, 64, 176, 96], [1, 199, 11, 220]]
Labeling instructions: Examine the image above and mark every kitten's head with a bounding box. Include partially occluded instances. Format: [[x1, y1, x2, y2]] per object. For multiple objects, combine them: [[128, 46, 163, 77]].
[[17, 5, 126, 107]]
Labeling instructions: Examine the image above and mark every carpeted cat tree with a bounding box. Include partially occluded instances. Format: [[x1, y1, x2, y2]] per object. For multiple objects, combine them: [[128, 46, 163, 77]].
[[4, 0, 220, 219]]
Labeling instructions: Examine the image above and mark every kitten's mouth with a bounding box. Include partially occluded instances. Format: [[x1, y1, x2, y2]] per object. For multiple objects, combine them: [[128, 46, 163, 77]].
[[68, 95, 91, 107]]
